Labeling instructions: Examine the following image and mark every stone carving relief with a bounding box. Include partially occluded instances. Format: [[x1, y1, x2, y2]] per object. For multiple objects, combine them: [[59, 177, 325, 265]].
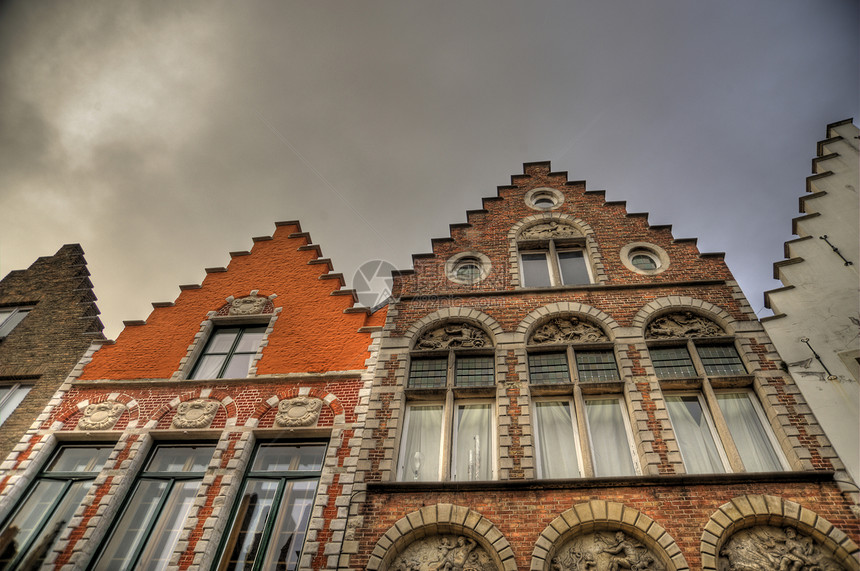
[[173, 399, 219, 429], [521, 221, 582, 240], [551, 531, 664, 571], [275, 396, 323, 427], [415, 323, 491, 350], [228, 294, 268, 316], [645, 312, 723, 339], [390, 535, 495, 571], [719, 526, 846, 571], [530, 317, 608, 345], [77, 401, 126, 430]]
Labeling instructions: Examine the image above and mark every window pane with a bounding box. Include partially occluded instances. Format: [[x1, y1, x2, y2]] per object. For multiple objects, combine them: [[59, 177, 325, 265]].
[[253, 444, 326, 472], [234, 327, 266, 352], [399, 406, 442, 481], [585, 399, 635, 477], [534, 402, 579, 478], [408, 357, 447, 388], [218, 480, 279, 571], [521, 253, 551, 288], [631, 254, 657, 270], [557, 251, 589, 285], [528, 352, 570, 384], [48, 446, 112, 473], [147, 445, 215, 472], [260, 480, 318, 571], [650, 347, 696, 378], [0, 309, 28, 337], [221, 352, 253, 379], [17, 480, 92, 570], [0, 479, 66, 570], [191, 354, 227, 380], [454, 356, 494, 387], [0, 386, 31, 424], [94, 480, 170, 570], [137, 480, 201, 571], [453, 404, 492, 481], [666, 396, 725, 474], [575, 350, 618, 382], [205, 329, 241, 354], [698, 345, 746, 375], [716, 393, 783, 472]]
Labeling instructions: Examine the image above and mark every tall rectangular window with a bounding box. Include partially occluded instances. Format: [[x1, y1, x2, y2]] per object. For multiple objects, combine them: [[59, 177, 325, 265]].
[[521, 253, 552, 288], [398, 405, 443, 481], [216, 443, 325, 571], [584, 398, 636, 477], [534, 400, 580, 478], [0, 307, 30, 338], [0, 445, 113, 571], [452, 403, 492, 481], [0, 383, 32, 425], [93, 444, 215, 571], [715, 392, 784, 472], [190, 327, 266, 380], [557, 250, 589, 285], [665, 395, 726, 473]]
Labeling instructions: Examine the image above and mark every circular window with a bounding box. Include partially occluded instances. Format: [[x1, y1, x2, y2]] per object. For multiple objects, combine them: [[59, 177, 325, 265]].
[[631, 252, 658, 271], [619, 242, 669, 275], [525, 187, 564, 211], [445, 252, 492, 285]]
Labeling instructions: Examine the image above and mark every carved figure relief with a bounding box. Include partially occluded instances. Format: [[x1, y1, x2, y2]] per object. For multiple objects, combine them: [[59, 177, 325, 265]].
[[551, 531, 664, 571], [520, 221, 582, 240], [228, 295, 268, 315], [275, 396, 323, 427], [77, 401, 126, 430], [644, 312, 723, 339], [390, 535, 495, 571], [172, 399, 219, 429], [415, 323, 491, 350], [719, 526, 846, 571], [530, 317, 608, 345]]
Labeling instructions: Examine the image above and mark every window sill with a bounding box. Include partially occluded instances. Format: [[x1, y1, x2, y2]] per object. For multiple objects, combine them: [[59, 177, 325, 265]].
[[371, 470, 834, 493]]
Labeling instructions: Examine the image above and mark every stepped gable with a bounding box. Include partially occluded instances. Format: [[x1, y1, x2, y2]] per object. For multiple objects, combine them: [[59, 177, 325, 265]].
[[79, 221, 383, 380], [394, 160, 732, 298]]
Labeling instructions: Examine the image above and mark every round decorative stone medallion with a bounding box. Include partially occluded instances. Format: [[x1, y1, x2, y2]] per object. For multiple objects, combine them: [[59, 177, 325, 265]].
[[77, 401, 126, 430], [275, 397, 323, 427]]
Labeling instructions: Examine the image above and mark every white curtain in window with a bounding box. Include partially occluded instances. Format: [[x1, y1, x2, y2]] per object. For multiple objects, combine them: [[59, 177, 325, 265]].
[[399, 406, 442, 481], [665, 396, 725, 474], [716, 393, 782, 472], [535, 402, 579, 478], [453, 404, 491, 481], [585, 399, 635, 477]]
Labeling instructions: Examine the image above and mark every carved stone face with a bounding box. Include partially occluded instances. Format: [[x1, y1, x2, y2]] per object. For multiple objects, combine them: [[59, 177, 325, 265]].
[[78, 401, 125, 430], [173, 399, 219, 429], [228, 295, 267, 316]]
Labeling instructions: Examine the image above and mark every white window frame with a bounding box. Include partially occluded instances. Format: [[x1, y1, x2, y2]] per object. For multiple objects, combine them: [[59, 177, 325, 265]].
[[582, 395, 641, 477], [664, 391, 732, 473], [532, 397, 583, 479], [398, 399, 497, 482], [0, 307, 31, 338], [712, 388, 790, 472], [0, 382, 33, 425], [519, 240, 592, 288]]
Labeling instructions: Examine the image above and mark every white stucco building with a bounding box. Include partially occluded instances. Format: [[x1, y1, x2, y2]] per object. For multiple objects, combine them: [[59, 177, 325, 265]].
[[763, 119, 859, 483]]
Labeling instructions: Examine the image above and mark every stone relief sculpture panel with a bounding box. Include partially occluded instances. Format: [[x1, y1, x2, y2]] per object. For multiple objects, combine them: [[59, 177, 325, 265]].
[[415, 323, 491, 350], [521, 221, 582, 240], [228, 294, 268, 315], [77, 401, 126, 430], [529, 317, 608, 345], [172, 399, 220, 429], [551, 531, 664, 571], [645, 312, 723, 339], [275, 396, 323, 427], [390, 535, 495, 571], [719, 526, 846, 571]]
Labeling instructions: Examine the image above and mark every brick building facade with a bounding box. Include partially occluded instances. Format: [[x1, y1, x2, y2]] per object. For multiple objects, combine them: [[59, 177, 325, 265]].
[[0, 244, 104, 460], [0, 164, 858, 571], [0, 223, 385, 570], [350, 163, 860, 571]]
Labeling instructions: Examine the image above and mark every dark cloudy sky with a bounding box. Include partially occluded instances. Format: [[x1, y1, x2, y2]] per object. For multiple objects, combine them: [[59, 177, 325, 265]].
[[0, 1, 857, 339]]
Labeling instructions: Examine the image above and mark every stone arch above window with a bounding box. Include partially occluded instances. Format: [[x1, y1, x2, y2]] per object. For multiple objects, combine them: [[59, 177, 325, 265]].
[[508, 213, 606, 287], [366, 503, 516, 571], [405, 307, 503, 346], [516, 302, 620, 344], [632, 297, 737, 336], [700, 495, 860, 571], [530, 500, 689, 571]]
